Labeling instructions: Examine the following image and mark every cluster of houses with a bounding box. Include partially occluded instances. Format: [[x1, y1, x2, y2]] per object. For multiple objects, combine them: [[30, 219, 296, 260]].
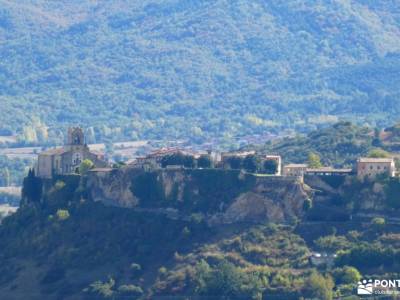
[[36, 127, 397, 180]]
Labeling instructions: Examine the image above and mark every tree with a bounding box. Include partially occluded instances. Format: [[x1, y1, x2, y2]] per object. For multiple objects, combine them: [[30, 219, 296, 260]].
[[304, 271, 334, 300], [161, 153, 196, 168], [22, 168, 42, 204], [371, 217, 385, 232], [79, 159, 94, 174], [56, 209, 70, 221], [367, 148, 391, 158], [85, 277, 115, 298], [243, 155, 260, 173], [225, 156, 242, 169], [332, 266, 361, 285], [195, 259, 263, 299], [197, 155, 212, 168], [315, 235, 350, 252], [308, 152, 322, 168], [263, 159, 278, 174], [183, 155, 196, 168]]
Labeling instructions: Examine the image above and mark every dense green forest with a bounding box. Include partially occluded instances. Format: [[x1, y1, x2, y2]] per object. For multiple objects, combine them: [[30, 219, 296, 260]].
[[259, 122, 376, 167], [1, 0, 400, 144]]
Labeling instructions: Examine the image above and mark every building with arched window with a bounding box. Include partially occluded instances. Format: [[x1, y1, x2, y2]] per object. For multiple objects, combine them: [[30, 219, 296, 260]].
[[37, 127, 107, 178]]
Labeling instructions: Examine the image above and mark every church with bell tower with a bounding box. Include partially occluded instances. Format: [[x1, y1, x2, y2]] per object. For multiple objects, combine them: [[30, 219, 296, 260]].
[[36, 127, 107, 178]]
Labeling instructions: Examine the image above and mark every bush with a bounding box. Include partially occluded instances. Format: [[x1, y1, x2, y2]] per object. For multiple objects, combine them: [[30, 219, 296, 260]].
[[158, 267, 167, 277], [117, 284, 143, 295], [195, 259, 263, 299], [190, 213, 204, 224], [56, 209, 70, 221], [314, 235, 350, 252], [85, 278, 115, 298], [79, 159, 94, 174], [367, 149, 391, 158], [243, 155, 260, 173], [225, 156, 243, 169], [371, 217, 385, 231], [263, 159, 278, 174], [332, 266, 361, 285], [197, 155, 212, 168], [303, 271, 334, 300], [303, 198, 312, 211], [130, 263, 141, 272], [54, 180, 66, 191]]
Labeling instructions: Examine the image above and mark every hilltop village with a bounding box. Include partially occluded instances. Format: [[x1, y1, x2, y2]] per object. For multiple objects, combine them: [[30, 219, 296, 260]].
[[13, 127, 400, 300], [36, 127, 397, 180]]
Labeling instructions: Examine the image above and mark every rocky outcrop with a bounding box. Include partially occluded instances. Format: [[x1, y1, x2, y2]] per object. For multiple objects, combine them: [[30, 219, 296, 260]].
[[86, 167, 311, 224], [214, 177, 310, 224], [86, 169, 139, 208]]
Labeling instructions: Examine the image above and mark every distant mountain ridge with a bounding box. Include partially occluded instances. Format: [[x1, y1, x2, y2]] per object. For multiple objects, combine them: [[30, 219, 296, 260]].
[[1, 0, 400, 143]]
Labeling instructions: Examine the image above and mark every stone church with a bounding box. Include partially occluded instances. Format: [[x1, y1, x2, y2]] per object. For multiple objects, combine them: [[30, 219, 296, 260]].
[[37, 127, 107, 178]]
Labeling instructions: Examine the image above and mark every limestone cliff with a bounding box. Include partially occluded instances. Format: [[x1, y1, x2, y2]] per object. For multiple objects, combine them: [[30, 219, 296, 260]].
[[85, 168, 311, 224]]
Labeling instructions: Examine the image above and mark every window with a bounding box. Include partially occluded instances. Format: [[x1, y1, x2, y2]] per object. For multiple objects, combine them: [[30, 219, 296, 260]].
[[73, 153, 82, 165]]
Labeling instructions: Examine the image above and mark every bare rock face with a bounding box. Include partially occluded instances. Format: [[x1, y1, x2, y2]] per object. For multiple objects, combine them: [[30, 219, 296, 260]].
[[216, 177, 310, 224], [86, 169, 139, 208], [86, 168, 311, 224]]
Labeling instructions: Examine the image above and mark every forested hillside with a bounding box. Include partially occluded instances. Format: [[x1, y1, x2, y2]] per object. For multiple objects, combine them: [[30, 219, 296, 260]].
[[1, 0, 400, 144], [259, 122, 375, 167]]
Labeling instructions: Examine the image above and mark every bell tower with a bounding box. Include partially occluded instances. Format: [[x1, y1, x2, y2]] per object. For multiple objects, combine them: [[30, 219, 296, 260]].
[[67, 127, 85, 146]]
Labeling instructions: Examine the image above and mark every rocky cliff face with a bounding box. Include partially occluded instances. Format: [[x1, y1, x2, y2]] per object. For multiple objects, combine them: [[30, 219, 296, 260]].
[[86, 167, 311, 224]]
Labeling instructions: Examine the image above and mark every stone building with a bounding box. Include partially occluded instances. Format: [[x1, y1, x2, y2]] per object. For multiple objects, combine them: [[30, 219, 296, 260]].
[[357, 157, 396, 178], [306, 167, 353, 176], [282, 164, 308, 176], [36, 127, 107, 178]]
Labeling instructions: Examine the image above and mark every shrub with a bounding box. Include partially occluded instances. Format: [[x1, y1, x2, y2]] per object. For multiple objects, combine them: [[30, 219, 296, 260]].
[[303, 198, 312, 211], [117, 284, 143, 295], [371, 217, 385, 231], [190, 213, 204, 224], [332, 266, 361, 285], [263, 159, 278, 174], [308, 152, 322, 168], [303, 271, 334, 300], [85, 278, 115, 298], [130, 263, 141, 272], [197, 155, 212, 168], [243, 155, 260, 173], [182, 226, 191, 237], [367, 149, 391, 158], [225, 156, 243, 169], [56, 209, 70, 221], [54, 180, 66, 191], [158, 267, 167, 277], [314, 235, 350, 252], [195, 259, 263, 299], [79, 159, 94, 174]]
